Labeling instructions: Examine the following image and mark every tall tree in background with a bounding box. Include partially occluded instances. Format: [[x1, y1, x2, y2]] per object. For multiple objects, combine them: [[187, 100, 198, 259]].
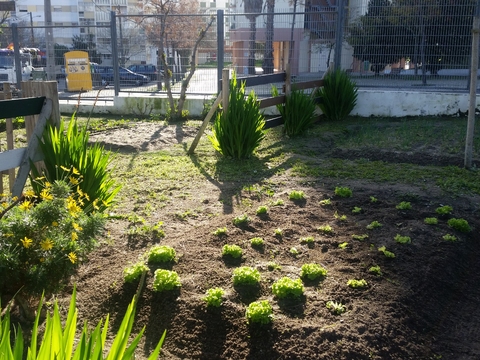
[[72, 34, 102, 64], [244, 0, 263, 75], [262, 0, 275, 74], [139, 0, 215, 119]]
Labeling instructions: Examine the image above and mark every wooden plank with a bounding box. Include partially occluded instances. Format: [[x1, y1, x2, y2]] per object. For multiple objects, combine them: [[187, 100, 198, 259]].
[[291, 79, 324, 91], [258, 95, 286, 109], [263, 116, 283, 129], [0, 97, 46, 119], [12, 98, 52, 197], [0, 148, 28, 172], [218, 71, 286, 91]]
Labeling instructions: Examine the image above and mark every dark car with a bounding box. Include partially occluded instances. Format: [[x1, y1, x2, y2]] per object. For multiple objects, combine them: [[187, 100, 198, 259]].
[[92, 65, 148, 86], [127, 64, 163, 82]]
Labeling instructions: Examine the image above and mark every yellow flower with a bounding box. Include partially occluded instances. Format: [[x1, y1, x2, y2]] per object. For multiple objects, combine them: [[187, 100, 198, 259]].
[[69, 176, 79, 185], [40, 188, 54, 201], [52, 221, 59, 227], [21, 237, 33, 248], [45, 181, 51, 188], [4, 232, 14, 237], [72, 223, 83, 231], [39, 257, 45, 263], [72, 167, 80, 175], [60, 165, 71, 172], [93, 199, 100, 210], [67, 198, 82, 217], [71, 232, 78, 241], [18, 201, 33, 211], [1, 202, 8, 209], [24, 190, 36, 198], [40, 238, 54, 251], [12, 196, 18, 202], [68, 252, 77, 264]]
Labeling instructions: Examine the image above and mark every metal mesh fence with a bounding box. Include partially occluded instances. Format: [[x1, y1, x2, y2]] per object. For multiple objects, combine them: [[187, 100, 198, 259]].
[[2, 1, 479, 100]]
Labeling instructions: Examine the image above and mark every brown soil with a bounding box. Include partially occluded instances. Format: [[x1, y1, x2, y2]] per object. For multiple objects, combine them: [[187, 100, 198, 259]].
[[52, 123, 480, 359]]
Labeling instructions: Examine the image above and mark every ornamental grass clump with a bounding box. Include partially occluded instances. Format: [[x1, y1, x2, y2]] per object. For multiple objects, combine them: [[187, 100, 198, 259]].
[[0, 287, 166, 360], [30, 116, 121, 214], [272, 277, 304, 299], [272, 86, 316, 137], [316, 69, 358, 122], [208, 72, 265, 159], [0, 181, 105, 296]]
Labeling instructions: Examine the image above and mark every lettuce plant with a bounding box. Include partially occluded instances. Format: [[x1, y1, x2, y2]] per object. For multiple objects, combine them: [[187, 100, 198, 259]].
[[202, 287, 225, 307], [272, 277, 304, 299], [347, 279, 368, 288], [123, 261, 149, 283], [334, 186, 352, 198], [152, 269, 181, 292], [222, 244, 243, 258], [447, 218, 471, 233], [232, 266, 261, 286], [245, 300, 273, 324], [147, 245, 176, 263], [300, 263, 327, 280]]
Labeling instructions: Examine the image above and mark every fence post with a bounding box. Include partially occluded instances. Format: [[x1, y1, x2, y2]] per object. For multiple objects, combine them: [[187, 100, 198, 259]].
[[334, 0, 346, 70], [222, 68, 230, 113], [3, 83, 15, 190], [217, 9, 224, 94], [110, 11, 120, 97]]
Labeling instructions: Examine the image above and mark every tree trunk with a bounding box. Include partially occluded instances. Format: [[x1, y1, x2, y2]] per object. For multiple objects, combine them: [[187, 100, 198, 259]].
[[263, 0, 275, 74]]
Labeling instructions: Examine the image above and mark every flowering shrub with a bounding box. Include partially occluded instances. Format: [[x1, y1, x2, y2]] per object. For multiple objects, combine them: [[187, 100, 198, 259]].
[[0, 180, 105, 296]]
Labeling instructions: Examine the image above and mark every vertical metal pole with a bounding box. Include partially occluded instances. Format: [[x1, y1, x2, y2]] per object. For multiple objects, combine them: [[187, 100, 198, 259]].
[[12, 24, 22, 90], [465, 0, 480, 169], [30, 12, 35, 46], [217, 9, 224, 94], [44, 0, 55, 81], [334, 0, 345, 70], [110, 11, 120, 96]]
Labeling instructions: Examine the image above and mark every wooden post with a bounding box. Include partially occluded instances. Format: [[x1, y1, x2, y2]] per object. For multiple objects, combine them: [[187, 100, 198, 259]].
[[285, 63, 291, 95], [4, 83, 15, 191], [222, 69, 230, 114]]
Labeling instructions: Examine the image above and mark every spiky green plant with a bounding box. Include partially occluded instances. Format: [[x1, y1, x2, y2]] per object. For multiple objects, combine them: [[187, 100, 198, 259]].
[[272, 86, 316, 137], [208, 72, 265, 158], [316, 69, 358, 121]]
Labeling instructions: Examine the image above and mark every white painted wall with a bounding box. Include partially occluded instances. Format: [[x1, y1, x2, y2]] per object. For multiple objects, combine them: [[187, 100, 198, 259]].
[[59, 90, 479, 118]]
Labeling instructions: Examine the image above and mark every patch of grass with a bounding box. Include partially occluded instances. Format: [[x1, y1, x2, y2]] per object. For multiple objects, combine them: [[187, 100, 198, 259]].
[[447, 218, 471, 233], [334, 186, 353, 198], [394, 234, 411, 244], [366, 221, 382, 230]]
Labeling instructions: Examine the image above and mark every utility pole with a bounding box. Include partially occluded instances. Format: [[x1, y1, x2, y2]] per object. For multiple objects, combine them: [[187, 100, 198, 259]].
[[29, 12, 35, 46], [44, 0, 55, 80]]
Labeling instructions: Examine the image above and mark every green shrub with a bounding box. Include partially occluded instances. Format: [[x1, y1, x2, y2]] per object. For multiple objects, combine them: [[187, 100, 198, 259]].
[[316, 69, 358, 121], [152, 269, 181, 292], [146, 245, 176, 263], [208, 72, 265, 158], [0, 287, 165, 360], [245, 300, 273, 324], [272, 277, 304, 299], [30, 117, 121, 214], [300, 263, 327, 280], [232, 266, 261, 286], [272, 86, 316, 137], [202, 287, 225, 307], [447, 218, 471, 233], [222, 244, 243, 258], [123, 261, 149, 283], [0, 181, 105, 296]]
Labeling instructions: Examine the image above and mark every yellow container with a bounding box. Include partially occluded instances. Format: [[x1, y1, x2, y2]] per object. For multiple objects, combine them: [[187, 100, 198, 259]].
[[64, 51, 92, 92]]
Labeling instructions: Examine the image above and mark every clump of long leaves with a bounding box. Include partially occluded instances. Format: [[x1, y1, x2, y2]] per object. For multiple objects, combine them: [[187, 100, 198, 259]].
[[272, 86, 316, 136], [0, 287, 165, 359], [30, 115, 121, 214], [209, 73, 265, 159], [316, 69, 358, 121]]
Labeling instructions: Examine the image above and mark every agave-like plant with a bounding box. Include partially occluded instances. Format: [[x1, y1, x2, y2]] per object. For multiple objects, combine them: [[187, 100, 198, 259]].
[[317, 69, 358, 121], [208, 72, 265, 159]]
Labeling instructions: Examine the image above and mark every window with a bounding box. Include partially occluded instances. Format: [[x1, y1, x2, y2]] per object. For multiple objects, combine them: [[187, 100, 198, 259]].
[[80, 27, 85, 33], [79, 11, 84, 17], [53, 6, 62, 12], [200, 2, 206, 7]]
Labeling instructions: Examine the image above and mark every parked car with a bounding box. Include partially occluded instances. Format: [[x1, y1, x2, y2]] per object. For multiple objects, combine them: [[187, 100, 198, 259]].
[[91, 65, 148, 86], [127, 64, 163, 82]]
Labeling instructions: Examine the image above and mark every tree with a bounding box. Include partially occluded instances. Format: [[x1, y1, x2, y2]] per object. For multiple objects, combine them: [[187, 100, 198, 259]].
[[72, 34, 102, 64], [262, 0, 275, 74], [139, 0, 215, 120], [245, 0, 263, 75]]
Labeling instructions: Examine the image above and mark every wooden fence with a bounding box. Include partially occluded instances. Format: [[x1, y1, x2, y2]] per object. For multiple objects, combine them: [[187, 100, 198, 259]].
[[0, 81, 60, 196]]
